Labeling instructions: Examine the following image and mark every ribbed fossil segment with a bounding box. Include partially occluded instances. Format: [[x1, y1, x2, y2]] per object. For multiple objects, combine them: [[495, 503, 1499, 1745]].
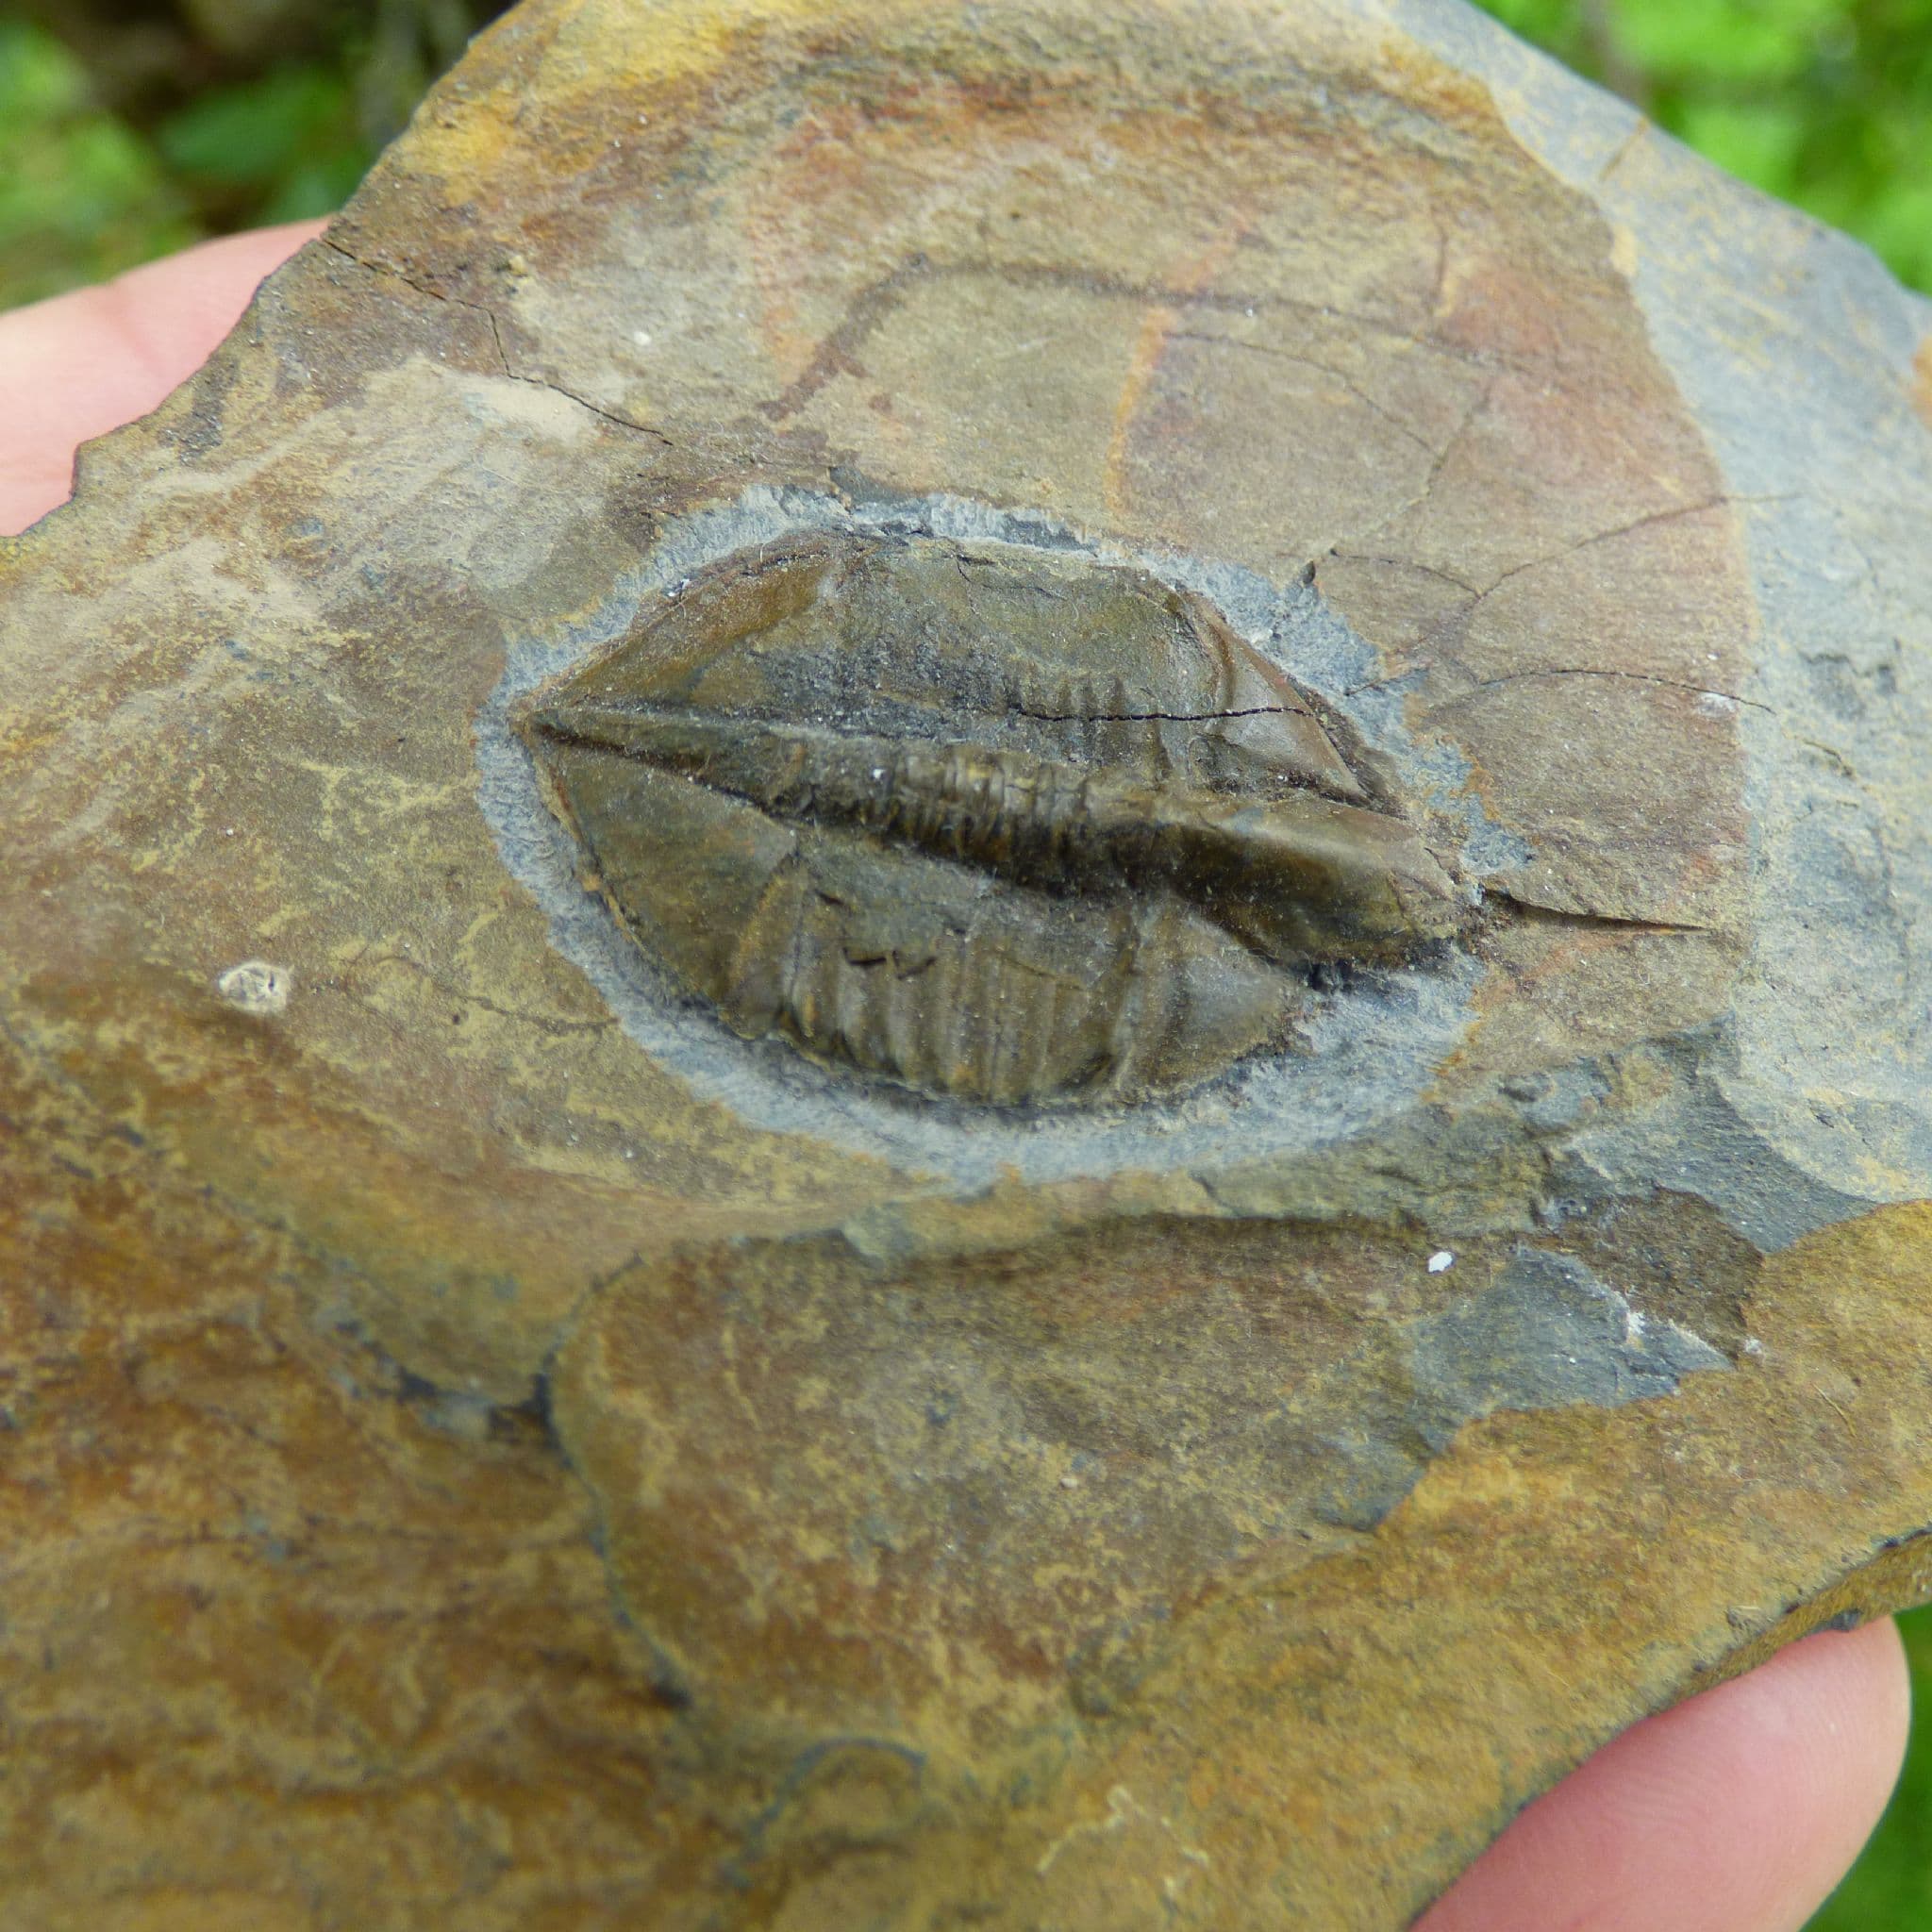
[[518, 533, 1464, 1103]]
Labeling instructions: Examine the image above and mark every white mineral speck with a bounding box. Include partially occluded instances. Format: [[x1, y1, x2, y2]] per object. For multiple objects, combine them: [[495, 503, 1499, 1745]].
[[216, 960, 291, 1017], [1427, 1250, 1454, 1274]]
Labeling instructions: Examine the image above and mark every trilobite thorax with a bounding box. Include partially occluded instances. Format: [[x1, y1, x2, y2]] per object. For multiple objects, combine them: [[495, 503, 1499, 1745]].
[[517, 533, 1462, 1106]]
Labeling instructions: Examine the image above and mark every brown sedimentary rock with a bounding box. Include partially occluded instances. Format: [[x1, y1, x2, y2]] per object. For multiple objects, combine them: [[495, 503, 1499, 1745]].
[[1, 0, 1929, 1926]]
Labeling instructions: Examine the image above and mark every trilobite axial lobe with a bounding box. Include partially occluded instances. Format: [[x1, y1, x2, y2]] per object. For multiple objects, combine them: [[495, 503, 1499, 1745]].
[[517, 533, 1463, 1105]]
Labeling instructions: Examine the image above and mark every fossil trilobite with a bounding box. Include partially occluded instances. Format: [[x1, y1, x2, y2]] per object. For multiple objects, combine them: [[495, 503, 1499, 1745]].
[[517, 532, 1463, 1106]]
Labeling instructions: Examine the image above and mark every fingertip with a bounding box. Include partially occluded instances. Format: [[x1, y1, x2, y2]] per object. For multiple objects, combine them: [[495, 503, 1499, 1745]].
[[0, 220, 327, 535], [98, 220, 334, 375], [1416, 1617, 1909, 1932]]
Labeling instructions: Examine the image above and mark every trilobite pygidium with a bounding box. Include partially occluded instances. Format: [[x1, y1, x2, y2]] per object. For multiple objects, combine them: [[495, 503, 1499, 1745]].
[[518, 533, 1463, 1106]]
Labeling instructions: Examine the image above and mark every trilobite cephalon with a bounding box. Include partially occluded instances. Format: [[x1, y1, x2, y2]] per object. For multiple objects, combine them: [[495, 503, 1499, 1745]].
[[517, 532, 1465, 1106]]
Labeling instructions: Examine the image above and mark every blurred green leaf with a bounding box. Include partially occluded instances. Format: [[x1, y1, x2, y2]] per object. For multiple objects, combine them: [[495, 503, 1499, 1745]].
[[158, 64, 357, 185], [258, 149, 372, 223], [0, 3, 513, 310], [1476, 0, 1582, 49], [1854, 179, 1932, 293], [1614, 0, 1842, 82], [0, 12, 88, 119], [0, 18, 199, 308], [1674, 98, 1807, 198]]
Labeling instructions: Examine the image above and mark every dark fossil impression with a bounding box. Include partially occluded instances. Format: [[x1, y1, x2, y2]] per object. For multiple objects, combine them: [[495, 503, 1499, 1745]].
[[518, 532, 1465, 1105]]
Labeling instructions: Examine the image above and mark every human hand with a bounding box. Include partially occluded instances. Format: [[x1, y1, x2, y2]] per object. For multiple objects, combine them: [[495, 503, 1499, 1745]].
[[1417, 1620, 1906, 1930], [0, 229, 1910, 1930]]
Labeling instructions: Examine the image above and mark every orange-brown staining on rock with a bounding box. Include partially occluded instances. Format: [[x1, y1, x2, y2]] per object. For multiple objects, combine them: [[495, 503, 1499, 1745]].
[[0, 1037, 714, 1924], [1281, 90, 1756, 1074], [1371, 30, 1507, 137], [1914, 335, 1932, 433], [744, 98, 893, 398], [1440, 916, 1739, 1096], [720, 52, 1499, 538], [548, 1213, 1491, 1740], [1103, 219, 1250, 523]]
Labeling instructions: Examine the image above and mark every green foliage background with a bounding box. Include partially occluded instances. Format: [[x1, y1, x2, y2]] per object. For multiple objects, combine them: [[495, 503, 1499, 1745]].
[[0, 0, 509, 307], [0, 1, 1928, 1925]]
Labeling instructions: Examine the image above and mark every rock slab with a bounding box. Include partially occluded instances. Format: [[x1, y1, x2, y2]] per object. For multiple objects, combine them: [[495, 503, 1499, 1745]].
[[2, 0, 1930, 1925]]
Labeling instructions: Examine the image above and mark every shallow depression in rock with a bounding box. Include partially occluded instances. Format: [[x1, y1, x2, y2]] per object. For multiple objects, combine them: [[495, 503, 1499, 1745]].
[[475, 490, 1494, 1180], [514, 526, 1470, 1108]]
